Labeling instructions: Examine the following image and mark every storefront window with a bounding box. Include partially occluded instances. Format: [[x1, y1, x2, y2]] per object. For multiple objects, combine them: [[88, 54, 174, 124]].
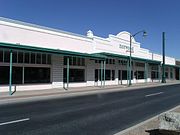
[[112, 70, 115, 80], [0, 50, 3, 62], [95, 69, 98, 82], [64, 68, 85, 82], [135, 71, 144, 79], [94, 69, 115, 81], [122, 70, 127, 80], [0, 66, 23, 84], [105, 70, 111, 80], [24, 67, 50, 83], [0, 66, 9, 84], [12, 67, 23, 84], [165, 72, 168, 78], [151, 71, 159, 79]]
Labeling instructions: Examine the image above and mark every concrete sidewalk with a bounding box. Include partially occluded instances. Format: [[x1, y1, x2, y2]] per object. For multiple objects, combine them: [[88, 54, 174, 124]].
[[0, 81, 180, 105]]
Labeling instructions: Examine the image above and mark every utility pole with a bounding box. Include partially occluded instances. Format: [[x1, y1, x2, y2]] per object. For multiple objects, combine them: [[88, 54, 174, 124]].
[[161, 32, 166, 83]]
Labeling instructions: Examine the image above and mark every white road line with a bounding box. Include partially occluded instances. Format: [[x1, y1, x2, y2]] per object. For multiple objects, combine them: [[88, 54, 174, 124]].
[[145, 92, 164, 97], [0, 118, 30, 126]]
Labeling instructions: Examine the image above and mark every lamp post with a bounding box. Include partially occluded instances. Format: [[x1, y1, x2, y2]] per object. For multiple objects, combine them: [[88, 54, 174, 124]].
[[129, 30, 147, 86], [161, 32, 166, 83]]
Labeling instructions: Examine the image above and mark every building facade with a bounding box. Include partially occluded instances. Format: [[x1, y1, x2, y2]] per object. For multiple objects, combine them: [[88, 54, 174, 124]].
[[0, 17, 179, 93]]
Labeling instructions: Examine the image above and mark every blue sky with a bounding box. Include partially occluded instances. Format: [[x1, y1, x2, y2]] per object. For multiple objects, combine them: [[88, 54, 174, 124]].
[[0, 0, 180, 58]]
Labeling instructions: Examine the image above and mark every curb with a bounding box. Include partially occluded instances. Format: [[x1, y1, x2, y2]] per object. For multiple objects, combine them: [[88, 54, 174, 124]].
[[114, 105, 180, 135]]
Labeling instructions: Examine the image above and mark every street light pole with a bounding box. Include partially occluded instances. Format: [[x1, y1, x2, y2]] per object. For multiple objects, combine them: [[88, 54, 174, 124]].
[[129, 35, 132, 85], [129, 30, 147, 86], [161, 32, 166, 83]]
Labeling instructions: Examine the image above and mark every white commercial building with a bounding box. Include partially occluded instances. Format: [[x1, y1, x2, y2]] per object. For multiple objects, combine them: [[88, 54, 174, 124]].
[[0, 17, 179, 93]]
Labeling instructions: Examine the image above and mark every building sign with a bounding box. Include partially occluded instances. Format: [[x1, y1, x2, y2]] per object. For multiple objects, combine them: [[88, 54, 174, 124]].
[[119, 44, 134, 53]]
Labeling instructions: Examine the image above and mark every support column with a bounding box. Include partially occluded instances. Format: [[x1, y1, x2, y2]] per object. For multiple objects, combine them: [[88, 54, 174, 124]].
[[144, 62, 148, 83], [158, 64, 161, 82], [162, 32, 166, 83], [22, 66, 24, 84], [9, 50, 13, 95], [67, 57, 69, 89], [101, 60, 103, 87], [127, 59, 129, 85], [103, 60, 106, 87]]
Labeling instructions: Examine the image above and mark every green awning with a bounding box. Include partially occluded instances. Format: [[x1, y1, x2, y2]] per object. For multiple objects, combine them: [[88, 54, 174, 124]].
[[165, 64, 180, 68], [0, 42, 106, 60], [97, 52, 161, 64]]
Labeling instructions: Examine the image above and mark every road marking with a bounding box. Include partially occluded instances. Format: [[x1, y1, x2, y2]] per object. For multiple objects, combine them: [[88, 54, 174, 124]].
[[0, 118, 30, 126], [145, 92, 164, 97]]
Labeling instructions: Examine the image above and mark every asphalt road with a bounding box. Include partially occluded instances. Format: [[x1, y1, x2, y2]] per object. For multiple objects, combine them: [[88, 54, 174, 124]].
[[0, 84, 180, 135]]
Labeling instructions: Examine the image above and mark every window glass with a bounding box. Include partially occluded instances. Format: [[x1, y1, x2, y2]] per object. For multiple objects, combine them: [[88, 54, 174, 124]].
[[112, 70, 115, 80], [42, 54, 46, 64], [64, 68, 85, 82], [95, 69, 98, 82], [82, 58, 85, 66], [122, 70, 127, 80], [151, 71, 159, 79], [69, 57, 72, 65], [0, 50, 3, 62], [73, 57, 76, 65], [24, 52, 30, 63], [109, 59, 112, 64], [118, 70, 121, 80], [12, 67, 22, 84], [170, 72, 173, 79], [47, 54, 51, 64], [12, 51, 17, 63], [0, 66, 9, 84], [24, 67, 50, 83], [4, 50, 10, 62], [36, 53, 41, 64], [64, 56, 67, 65], [138, 71, 144, 79], [18, 52, 24, 63], [105, 70, 111, 80], [165, 72, 168, 78], [112, 59, 115, 64], [77, 58, 81, 66], [31, 53, 36, 64], [0, 66, 22, 84]]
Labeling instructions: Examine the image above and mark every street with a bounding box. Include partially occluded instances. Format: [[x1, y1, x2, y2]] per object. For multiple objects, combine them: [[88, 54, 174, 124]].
[[0, 84, 180, 135]]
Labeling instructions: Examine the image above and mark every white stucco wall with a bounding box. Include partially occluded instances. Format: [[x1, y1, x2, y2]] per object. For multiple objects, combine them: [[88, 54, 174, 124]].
[[0, 20, 94, 53]]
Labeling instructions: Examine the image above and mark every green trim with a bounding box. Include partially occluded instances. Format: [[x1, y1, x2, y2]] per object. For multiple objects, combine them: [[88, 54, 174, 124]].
[[165, 64, 180, 68], [97, 52, 128, 59], [0, 42, 105, 60], [9, 50, 12, 95], [132, 57, 160, 64], [97, 52, 161, 64]]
